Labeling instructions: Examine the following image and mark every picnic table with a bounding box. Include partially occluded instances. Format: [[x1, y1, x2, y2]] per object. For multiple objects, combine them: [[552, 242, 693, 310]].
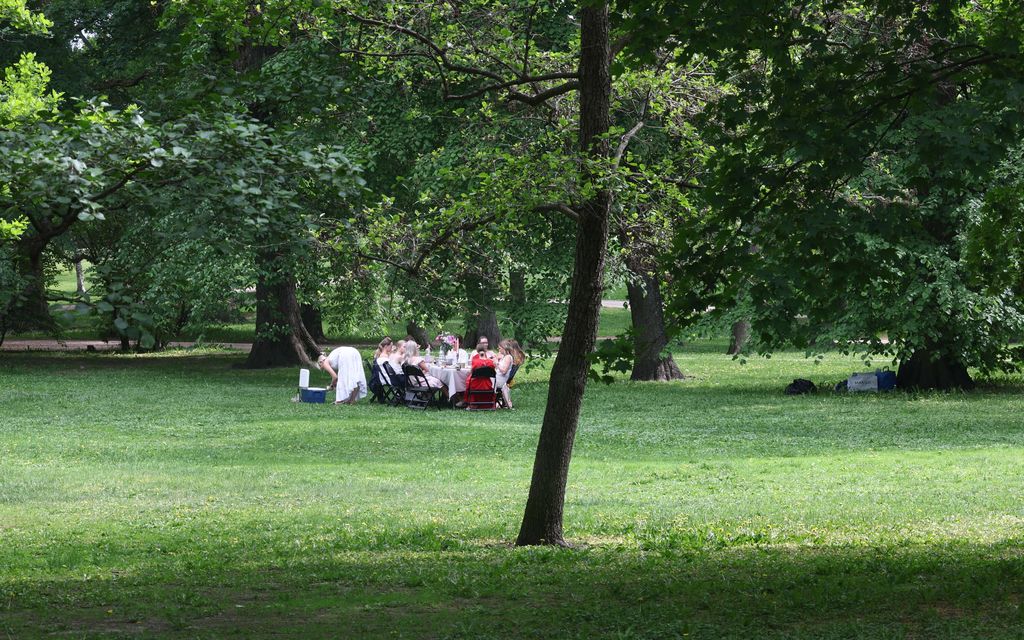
[[427, 363, 470, 399]]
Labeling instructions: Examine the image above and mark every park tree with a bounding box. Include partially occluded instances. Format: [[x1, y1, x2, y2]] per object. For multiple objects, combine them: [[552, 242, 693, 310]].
[[963, 145, 1024, 304], [608, 55, 716, 381], [164, 0, 334, 367], [1, 1, 363, 352], [623, 0, 1024, 390], [328, 0, 624, 544], [320, 0, 736, 541], [0, 0, 57, 337]]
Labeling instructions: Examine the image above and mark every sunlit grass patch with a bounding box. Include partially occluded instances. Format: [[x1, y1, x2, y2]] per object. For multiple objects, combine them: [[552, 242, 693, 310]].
[[1, 346, 1023, 638]]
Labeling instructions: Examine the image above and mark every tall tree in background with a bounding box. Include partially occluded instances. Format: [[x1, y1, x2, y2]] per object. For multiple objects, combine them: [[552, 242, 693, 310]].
[[626, 1, 1024, 389], [611, 55, 715, 381]]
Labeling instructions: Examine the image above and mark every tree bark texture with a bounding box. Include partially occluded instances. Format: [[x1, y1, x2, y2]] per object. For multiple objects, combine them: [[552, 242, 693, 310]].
[[516, 4, 611, 547], [508, 269, 528, 343], [896, 348, 975, 391], [301, 304, 328, 343], [463, 275, 502, 347], [74, 259, 87, 296], [464, 308, 502, 347], [727, 320, 751, 355], [405, 321, 430, 348], [626, 275, 685, 381], [510, 269, 527, 308], [234, 34, 320, 369], [244, 251, 321, 369], [4, 241, 56, 334]]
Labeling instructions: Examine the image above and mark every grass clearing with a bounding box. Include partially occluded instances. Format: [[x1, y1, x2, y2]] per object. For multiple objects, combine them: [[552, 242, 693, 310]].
[[2, 346, 1024, 638]]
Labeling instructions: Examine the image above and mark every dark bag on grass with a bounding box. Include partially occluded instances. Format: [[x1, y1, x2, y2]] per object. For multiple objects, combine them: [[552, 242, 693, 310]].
[[876, 368, 897, 391], [785, 379, 817, 395]]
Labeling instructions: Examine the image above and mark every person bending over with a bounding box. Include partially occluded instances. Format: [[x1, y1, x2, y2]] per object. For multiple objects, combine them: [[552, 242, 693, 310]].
[[318, 346, 368, 404]]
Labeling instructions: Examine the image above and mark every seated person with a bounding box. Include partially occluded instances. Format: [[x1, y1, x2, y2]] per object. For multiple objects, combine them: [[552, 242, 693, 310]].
[[374, 337, 394, 384], [318, 346, 368, 404], [477, 335, 497, 359], [495, 339, 525, 409], [404, 341, 447, 394], [466, 342, 497, 398], [445, 336, 469, 365], [388, 339, 407, 374]]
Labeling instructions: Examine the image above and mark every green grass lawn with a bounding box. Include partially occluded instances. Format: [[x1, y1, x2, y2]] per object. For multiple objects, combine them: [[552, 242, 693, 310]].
[[2, 346, 1024, 638], [52, 265, 82, 295], [604, 283, 629, 300]]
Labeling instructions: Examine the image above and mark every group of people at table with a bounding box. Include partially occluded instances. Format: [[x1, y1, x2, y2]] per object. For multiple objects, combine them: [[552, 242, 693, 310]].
[[315, 335, 526, 408]]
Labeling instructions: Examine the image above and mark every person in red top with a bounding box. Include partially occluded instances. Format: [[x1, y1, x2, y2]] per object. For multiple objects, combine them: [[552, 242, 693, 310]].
[[465, 342, 497, 401]]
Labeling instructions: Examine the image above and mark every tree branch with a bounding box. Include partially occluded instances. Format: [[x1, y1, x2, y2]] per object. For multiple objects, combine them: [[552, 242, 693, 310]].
[[445, 72, 578, 101], [343, 10, 579, 107], [356, 251, 419, 276], [99, 71, 154, 90], [344, 11, 447, 60], [614, 121, 645, 166], [535, 203, 580, 221], [411, 213, 499, 273], [88, 164, 145, 203], [506, 80, 580, 105]]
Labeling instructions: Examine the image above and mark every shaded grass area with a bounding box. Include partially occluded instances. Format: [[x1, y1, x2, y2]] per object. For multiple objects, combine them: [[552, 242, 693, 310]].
[[2, 348, 1024, 638]]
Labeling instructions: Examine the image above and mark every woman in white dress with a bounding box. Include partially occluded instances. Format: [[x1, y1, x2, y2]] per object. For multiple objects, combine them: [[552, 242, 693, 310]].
[[374, 337, 394, 384], [388, 339, 407, 374], [404, 341, 446, 394], [317, 346, 368, 404]]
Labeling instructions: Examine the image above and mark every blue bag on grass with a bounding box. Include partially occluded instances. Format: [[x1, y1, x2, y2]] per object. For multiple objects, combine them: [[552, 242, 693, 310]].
[[875, 368, 897, 391]]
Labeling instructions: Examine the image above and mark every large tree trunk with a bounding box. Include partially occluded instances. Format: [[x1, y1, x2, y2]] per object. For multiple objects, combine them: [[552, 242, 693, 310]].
[[510, 269, 527, 308], [727, 319, 751, 355], [627, 275, 685, 381], [517, 4, 611, 547], [508, 269, 528, 344], [300, 304, 328, 343], [236, 32, 310, 370], [405, 321, 430, 348], [897, 348, 975, 391], [22, 252, 53, 329], [464, 309, 501, 347], [506, 268, 540, 349], [244, 252, 321, 369], [5, 243, 55, 333], [463, 275, 502, 347]]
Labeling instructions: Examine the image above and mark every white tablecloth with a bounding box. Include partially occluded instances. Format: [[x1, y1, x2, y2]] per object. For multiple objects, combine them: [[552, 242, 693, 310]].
[[427, 364, 470, 399]]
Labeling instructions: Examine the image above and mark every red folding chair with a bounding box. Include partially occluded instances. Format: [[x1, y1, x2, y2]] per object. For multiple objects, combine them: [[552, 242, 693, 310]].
[[466, 365, 497, 410]]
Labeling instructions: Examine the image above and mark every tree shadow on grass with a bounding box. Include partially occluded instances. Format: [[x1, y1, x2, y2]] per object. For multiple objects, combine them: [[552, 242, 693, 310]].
[[4, 536, 1024, 639]]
